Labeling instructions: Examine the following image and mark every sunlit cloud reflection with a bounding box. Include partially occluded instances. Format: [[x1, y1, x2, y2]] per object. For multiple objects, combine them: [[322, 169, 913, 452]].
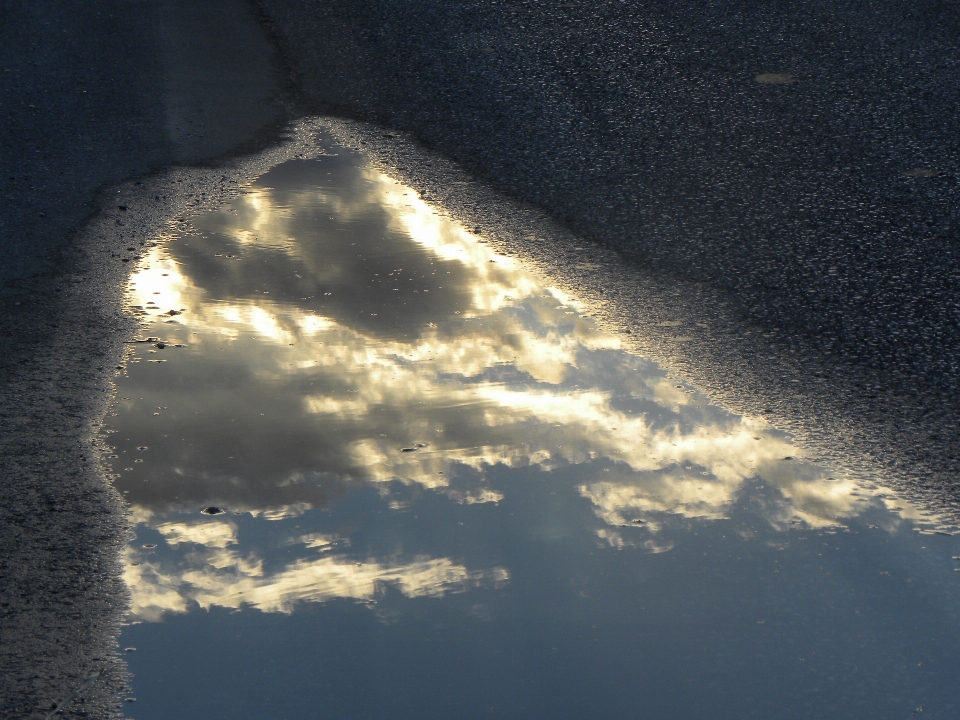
[[115, 149, 933, 624], [125, 535, 506, 622]]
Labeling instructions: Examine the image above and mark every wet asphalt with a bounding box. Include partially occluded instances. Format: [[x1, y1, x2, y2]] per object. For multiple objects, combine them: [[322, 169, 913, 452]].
[[1, 0, 959, 715]]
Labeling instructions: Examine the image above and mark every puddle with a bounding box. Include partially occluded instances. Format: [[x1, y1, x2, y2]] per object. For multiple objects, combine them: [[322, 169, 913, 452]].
[[107, 138, 960, 719]]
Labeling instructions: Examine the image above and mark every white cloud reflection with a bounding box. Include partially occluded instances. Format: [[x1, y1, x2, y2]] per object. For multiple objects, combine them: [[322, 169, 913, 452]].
[[156, 520, 238, 548], [118, 149, 934, 622], [126, 158, 922, 524], [125, 539, 506, 622]]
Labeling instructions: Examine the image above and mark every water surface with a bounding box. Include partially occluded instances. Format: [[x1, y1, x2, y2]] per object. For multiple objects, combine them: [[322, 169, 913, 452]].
[[108, 140, 960, 719]]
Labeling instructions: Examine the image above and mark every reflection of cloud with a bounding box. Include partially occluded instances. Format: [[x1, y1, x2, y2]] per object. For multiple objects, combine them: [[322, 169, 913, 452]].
[[255, 503, 312, 521], [126, 542, 508, 621], [373, 174, 557, 316], [642, 539, 675, 554], [579, 461, 918, 535], [185, 554, 507, 614], [156, 520, 237, 548], [115, 146, 926, 616], [287, 533, 345, 550], [125, 547, 190, 622], [760, 466, 864, 529], [583, 475, 736, 526]]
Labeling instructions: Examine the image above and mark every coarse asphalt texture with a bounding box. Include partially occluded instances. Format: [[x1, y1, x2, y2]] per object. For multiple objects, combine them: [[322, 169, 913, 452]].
[[1, 0, 959, 715]]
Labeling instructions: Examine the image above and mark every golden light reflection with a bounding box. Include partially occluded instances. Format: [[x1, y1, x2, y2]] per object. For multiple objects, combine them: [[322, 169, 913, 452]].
[[118, 149, 934, 622], [125, 540, 507, 622], [125, 154, 922, 527]]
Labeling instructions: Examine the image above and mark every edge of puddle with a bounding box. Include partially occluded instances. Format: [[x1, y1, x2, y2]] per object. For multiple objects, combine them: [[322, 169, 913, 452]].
[[5, 112, 955, 717], [0, 127, 311, 718]]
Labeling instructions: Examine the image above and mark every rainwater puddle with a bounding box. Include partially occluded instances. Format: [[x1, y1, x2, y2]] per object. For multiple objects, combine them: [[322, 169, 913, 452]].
[[108, 139, 960, 719]]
